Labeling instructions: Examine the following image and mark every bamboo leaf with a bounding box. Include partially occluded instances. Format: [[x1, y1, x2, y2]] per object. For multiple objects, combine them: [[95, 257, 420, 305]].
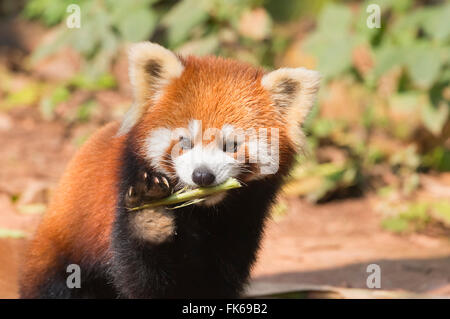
[[128, 178, 241, 211]]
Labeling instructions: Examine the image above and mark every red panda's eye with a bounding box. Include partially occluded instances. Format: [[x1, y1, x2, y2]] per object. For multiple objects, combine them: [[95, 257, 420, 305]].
[[179, 137, 193, 150]]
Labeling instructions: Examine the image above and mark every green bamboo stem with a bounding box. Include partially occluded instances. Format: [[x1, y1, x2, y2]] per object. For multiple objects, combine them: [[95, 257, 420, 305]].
[[127, 178, 242, 212]]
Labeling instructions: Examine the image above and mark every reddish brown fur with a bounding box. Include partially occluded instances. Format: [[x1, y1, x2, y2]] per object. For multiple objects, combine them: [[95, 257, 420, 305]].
[[20, 122, 125, 295]]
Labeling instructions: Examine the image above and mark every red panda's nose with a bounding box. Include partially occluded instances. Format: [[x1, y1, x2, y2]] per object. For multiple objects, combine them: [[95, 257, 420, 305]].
[[192, 166, 215, 187]]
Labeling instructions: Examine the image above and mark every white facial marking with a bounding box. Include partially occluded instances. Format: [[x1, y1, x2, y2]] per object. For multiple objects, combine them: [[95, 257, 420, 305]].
[[145, 127, 172, 172], [221, 124, 234, 137], [248, 128, 279, 176], [174, 144, 238, 186], [145, 121, 281, 197], [188, 119, 201, 140]]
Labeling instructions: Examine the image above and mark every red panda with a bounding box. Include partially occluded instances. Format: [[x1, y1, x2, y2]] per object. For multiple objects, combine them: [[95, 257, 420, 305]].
[[19, 42, 320, 298]]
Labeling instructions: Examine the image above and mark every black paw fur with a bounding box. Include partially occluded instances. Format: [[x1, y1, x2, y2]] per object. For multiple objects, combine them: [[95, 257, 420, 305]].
[[124, 170, 172, 208]]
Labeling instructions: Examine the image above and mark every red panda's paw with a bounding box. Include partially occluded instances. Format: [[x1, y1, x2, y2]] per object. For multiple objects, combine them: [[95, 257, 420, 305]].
[[124, 171, 172, 208]]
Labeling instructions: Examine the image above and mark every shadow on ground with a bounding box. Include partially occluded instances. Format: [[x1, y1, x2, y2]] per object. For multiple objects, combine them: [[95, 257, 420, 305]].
[[251, 256, 450, 296]]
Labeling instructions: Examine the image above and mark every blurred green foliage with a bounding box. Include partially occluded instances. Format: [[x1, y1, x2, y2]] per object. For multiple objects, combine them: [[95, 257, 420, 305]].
[[303, 0, 449, 126], [293, 0, 449, 206], [17, 0, 450, 232], [24, 0, 280, 71], [381, 199, 450, 234], [27, 0, 160, 77]]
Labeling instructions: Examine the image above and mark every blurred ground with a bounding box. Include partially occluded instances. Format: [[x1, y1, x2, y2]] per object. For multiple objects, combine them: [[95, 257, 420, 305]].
[[253, 198, 450, 297], [0, 106, 449, 298]]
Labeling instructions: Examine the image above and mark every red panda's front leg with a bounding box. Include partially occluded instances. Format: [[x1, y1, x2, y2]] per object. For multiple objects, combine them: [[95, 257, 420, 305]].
[[123, 170, 176, 244], [110, 166, 182, 298]]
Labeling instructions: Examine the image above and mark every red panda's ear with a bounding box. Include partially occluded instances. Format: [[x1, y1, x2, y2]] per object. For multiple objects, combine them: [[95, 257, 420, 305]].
[[262, 67, 320, 123], [261, 67, 320, 142], [118, 42, 184, 135]]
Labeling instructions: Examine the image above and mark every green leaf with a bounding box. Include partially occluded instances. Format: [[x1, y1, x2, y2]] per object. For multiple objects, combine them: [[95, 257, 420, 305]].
[[423, 147, 450, 171], [382, 201, 432, 234], [70, 73, 116, 91], [117, 9, 157, 42], [302, 4, 356, 79], [23, 0, 76, 26], [421, 100, 449, 136], [382, 217, 409, 233], [67, 1, 104, 56], [76, 100, 97, 122], [422, 4, 450, 42], [30, 28, 70, 64], [400, 202, 429, 222], [284, 161, 358, 203], [177, 35, 219, 56], [389, 92, 421, 113], [390, 0, 413, 12], [303, 31, 354, 80], [87, 30, 119, 75], [405, 45, 442, 89], [162, 0, 211, 47], [310, 118, 335, 138], [389, 9, 428, 45], [371, 46, 405, 80], [3, 83, 42, 109], [390, 145, 421, 169], [431, 201, 450, 226], [40, 85, 70, 120], [70, 20, 100, 56], [317, 3, 352, 35]]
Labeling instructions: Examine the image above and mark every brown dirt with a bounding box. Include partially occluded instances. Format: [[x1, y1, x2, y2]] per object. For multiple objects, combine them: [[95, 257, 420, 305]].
[[252, 198, 450, 296]]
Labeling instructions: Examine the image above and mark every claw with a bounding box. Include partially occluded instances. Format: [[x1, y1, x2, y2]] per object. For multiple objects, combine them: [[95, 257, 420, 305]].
[[127, 172, 171, 206], [161, 176, 170, 189], [127, 186, 135, 198]]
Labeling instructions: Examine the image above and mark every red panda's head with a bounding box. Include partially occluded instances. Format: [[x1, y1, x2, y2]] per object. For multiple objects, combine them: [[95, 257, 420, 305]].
[[118, 42, 320, 204]]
